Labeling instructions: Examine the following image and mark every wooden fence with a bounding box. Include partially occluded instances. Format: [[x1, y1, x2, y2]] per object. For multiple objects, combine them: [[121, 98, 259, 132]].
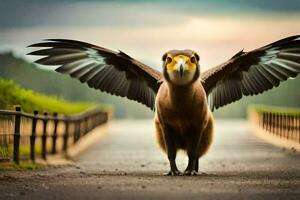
[[248, 105, 300, 145], [0, 106, 108, 164]]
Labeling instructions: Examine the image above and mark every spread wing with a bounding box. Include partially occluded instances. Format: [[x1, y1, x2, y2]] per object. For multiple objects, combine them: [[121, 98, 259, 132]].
[[201, 35, 300, 111], [28, 39, 163, 110]]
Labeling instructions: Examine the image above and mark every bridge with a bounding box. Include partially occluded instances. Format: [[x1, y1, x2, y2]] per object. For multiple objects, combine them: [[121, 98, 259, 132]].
[[0, 118, 299, 199]]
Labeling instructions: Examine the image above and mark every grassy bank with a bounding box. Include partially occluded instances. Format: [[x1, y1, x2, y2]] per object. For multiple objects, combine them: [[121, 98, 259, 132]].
[[0, 162, 41, 171], [0, 79, 99, 114], [248, 104, 300, 116]]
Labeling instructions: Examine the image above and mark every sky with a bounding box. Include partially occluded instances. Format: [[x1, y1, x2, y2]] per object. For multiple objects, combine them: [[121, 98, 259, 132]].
[[1, 0, 300, 71]]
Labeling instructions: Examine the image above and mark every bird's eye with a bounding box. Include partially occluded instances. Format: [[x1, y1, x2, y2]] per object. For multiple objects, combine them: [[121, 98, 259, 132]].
[[190, 56, 197, 64], [166, 56, 172, 64]]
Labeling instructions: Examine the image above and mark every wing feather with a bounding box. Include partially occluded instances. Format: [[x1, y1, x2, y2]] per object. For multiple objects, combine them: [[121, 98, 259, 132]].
[[28, 39, 163, 110], [201, 35, 300, 111]]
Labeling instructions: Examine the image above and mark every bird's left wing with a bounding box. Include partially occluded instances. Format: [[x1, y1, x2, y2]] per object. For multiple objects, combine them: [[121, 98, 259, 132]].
[[28, 39, 163, 110], [200, 35, 300, 111]]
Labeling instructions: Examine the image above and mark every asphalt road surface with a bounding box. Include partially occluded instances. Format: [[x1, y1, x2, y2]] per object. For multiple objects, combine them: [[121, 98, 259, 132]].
[[0, 120, 299, 200]]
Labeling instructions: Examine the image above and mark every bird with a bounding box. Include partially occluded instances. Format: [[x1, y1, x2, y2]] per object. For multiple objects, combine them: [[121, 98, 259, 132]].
[[28, 35, 300, 175]]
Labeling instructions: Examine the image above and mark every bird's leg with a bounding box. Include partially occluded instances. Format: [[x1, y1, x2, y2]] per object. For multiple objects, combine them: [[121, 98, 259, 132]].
[[195, 159, 199, 172], [184, 152, 198, 175], [184, 133, 199, 176], [166, 151, 180, 176], [163, 127, 181, 176]]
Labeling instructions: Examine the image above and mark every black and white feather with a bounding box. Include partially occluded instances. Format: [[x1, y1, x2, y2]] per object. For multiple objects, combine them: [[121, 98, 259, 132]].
[[28, 39, 163, 110], [201, 35, 300, 111]]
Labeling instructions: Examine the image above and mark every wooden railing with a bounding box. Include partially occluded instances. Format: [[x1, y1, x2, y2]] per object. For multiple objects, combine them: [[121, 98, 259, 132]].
[[248, 105, 300, 144], [0, 106, 108, 164]]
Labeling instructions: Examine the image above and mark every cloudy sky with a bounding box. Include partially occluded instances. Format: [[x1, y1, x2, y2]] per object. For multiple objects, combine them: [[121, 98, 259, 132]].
[[1, 0, 300, 70]]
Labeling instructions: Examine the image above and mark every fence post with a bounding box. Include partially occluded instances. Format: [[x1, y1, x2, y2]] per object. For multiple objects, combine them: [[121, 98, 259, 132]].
[[78, 120, 82, 139], [84, 117, 88, 135], [268, 112, 271, 133], [91, 114, 95, 128], [279, 114, 283, 138], [104, 112, 108, 123], [270, 113, 274, 134], [74, 120, 81, 143], [30, 110, 38, 163], [51, 112, 58, 154], [63, 120, 69, 152], [41, 112, 48, 160], [298, 115, 300, 143], [87, 116, 91, 132], [13, 106, 21, 164], [98, 113, 102, 124], [275, 114, 279, 136], [94, 113, 98, 127], [262, 112, 265, 130]]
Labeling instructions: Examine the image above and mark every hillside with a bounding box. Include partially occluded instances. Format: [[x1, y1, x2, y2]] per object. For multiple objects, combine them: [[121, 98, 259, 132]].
[[0, 79, 96, 115]]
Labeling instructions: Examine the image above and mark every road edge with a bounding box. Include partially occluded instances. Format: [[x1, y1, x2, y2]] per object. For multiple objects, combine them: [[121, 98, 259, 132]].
[[67, 122, 110, 159], [249, 122, 300, 152]]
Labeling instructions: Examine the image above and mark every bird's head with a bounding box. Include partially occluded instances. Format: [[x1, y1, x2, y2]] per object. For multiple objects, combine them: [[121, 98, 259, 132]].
[[162, 49, 200, 86]]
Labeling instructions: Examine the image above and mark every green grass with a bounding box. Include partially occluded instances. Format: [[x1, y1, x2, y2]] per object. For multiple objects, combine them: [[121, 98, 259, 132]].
[[0, 145, 42, 159], [0, 79, 101, 114], [0, 146, 10, 158], [14, 162, 40, 170], [0, 162, 41, 171], [19, 145, 42, 156], [0, 145, 41, 171], [249, 104, 300, 116]]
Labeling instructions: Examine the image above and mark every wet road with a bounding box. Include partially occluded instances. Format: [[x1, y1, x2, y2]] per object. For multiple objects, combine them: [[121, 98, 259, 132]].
[[0, 120, 299, 200]]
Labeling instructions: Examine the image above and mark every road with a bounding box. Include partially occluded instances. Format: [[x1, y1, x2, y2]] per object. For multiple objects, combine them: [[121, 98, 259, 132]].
[[0, 120, 299, 200]]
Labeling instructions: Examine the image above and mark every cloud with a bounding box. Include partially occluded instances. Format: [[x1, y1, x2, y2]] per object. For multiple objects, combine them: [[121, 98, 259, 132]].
[[1, 0, 300, 29], [1, 0, 300, 71], [0, 1, 187, 29], [2, 14, 300, 71]]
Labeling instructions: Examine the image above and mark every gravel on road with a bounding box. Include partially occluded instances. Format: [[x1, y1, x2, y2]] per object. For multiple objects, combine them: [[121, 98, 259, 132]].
[[0, 120, 299, 200]]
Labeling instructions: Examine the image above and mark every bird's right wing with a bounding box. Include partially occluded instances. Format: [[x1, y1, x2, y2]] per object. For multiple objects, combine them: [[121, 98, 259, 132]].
[[28, 39, 163, 110], [201, 35, 300, 111]]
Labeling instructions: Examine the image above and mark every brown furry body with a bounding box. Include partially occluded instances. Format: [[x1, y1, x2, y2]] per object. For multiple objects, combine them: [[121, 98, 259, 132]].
[[155, 81, 214, 174]]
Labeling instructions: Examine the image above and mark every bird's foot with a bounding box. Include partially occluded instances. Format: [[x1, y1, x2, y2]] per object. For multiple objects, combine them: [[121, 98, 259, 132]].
[[183, 170, 198, 176], [164, 170, 182, 176]]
